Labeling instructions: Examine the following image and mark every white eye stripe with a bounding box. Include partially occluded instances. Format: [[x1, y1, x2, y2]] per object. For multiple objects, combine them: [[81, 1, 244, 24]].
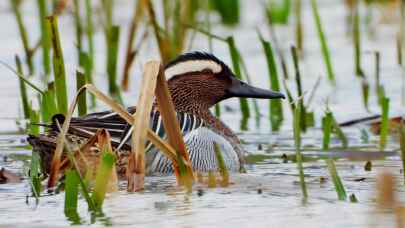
[[164, 60, 222, 79]]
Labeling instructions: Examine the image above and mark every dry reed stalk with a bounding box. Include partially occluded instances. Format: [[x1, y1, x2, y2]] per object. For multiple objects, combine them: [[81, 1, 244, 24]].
[[127, 61, 159, 192], [154, 63, 194, 188]]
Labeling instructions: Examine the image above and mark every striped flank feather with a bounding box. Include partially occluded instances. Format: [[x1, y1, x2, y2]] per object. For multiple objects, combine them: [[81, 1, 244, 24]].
[[47, 107, 205, 153]]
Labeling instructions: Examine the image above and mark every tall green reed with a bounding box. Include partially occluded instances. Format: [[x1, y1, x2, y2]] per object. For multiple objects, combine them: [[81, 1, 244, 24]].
[[379, 97, 390, 150], [291, 46, 306, 132], [47, 16, 68, 115], [37, 0, 51, 76], [15, 55, 30, 119], [326, 159, 347, 200], [294, 0, 303, 52], [258, 33, 284, 131], [10, 0, 35, 75], [310, 0, 336, 84], [293, 100, 308, 200]]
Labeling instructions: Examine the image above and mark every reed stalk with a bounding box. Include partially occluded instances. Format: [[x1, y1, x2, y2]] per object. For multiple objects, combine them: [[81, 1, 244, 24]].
[[37, 0, 51, 76], [310, 0, 336, 84], [291, 46, 306, 132], [92, 152, 115, 210], [213, 143, 229, 187], [47, 16, 68, 115], [122, 0, 145, 91], [210, 0, 240, 26], [326, 159, 347, 200], [322, 111, 333, 150], [258, 33, 283, 131], [226, 36, 250, 119], [293, 101, 308, 200], [41, 83, 58, 122], [72, 0, 83, 59], [10, 0, 35, 75], [266, 0, 291, 25], [331, 113, 348, 148], [294, 0, 303, 53], [64, 169, 80, 215], [76, 71, 87, 116], [153, 63, 194, 189], [30, 151, 41, 199], [15, 55, 30, 119], [29, 107, 39, 136], [353, 1, 364, 77], [127, 62, 159, 191], [106, 26, 123, 104], [379, 97, 390, 150], [84, 0, 94, 75]]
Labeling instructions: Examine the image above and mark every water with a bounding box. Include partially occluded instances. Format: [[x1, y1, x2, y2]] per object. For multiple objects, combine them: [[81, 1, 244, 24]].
[[1, 0, 405, 227]]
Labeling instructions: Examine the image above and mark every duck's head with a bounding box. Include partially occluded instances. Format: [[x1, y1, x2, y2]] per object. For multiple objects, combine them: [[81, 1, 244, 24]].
[[165, 52, 285, 113]]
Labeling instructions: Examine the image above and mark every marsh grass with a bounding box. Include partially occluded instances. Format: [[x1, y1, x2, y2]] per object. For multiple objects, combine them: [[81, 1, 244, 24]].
[[37, 0, 51, 76], [293, 100, 308, 200], [213, 142, 230, 187], [258, 32, 284, 131], [326, 159, 347, 200], [227, 36, 251, 119], [310, 0, 336, 84], [10, 0, 35, 75], [47, 16, 68, 115], [106, 26, 123, 104], [294, 0, 303, 53], [291, 46, 307, 132], [266, 0, 291, 24], [379, 97, 390, 150], [76, 71, 87, 116], [15, 55, 30, 119]]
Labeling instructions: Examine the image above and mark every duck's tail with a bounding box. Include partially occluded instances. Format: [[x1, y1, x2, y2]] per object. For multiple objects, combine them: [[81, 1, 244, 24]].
[[27, 134, 57, 175]]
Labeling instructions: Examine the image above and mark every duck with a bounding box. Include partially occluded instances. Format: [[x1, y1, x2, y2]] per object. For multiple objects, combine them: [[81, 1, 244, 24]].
[[28, 52, 285, 178]]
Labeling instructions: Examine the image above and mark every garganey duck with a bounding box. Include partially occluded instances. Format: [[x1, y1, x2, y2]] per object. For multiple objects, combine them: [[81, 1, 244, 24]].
[[28, 52, 285, 178]]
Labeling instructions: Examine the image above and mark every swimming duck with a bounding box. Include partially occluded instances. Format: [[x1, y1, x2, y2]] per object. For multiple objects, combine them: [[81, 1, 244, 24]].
[[28, 52, 285, 178]]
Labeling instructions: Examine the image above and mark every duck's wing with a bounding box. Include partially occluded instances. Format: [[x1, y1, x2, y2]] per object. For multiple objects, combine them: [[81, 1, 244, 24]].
[[46, 107, 205, 151]]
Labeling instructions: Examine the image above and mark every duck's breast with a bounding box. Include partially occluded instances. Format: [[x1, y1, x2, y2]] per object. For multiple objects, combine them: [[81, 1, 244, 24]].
[[147, 127, 240, 174]]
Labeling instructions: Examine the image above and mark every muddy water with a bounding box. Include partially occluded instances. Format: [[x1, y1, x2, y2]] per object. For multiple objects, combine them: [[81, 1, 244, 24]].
[[1, 0, 405, 227]]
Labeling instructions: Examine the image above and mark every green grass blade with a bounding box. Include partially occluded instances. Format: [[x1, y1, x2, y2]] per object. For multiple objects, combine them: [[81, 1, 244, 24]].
[[379, 97, 390, 150], [322, 111, 333, 150], [210, 0, 240, 26], [266, 0, 291, 24], [213, 142, 229, 187], [85, 0, 95, 74], [353, 2, 364, 77], [326, 159, 347, 200], [10, 0, 34, 75], [37, 0, 51, 76], [291, 46, 306, 132], [76, 71, 87, 116], [64, 169, 80, 213], [92, 152, 115, 210], [226, 36, 250, 119], [331, 112, 348, 148], [15, 55, 30, 119], [293, 103, 308, 199], [310, 0, 335, 84], [258, 33, 284, 131], [47, 16, 68, 114], [294, 0, 303, 52], [106, 26, 123, 104], [30, 151, 41, 199], [64, 169, 82, 224], [29, 108, 39, 136]]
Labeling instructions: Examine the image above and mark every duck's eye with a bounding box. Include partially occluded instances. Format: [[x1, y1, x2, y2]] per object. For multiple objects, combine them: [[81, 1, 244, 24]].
[[201, 68, 214, 74]]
